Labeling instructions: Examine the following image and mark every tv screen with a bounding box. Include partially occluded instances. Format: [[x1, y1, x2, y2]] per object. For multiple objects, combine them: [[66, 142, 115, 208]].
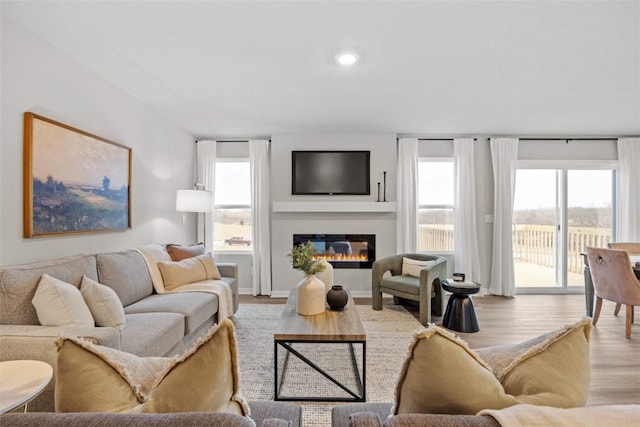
[[292, 151, 370, 195]]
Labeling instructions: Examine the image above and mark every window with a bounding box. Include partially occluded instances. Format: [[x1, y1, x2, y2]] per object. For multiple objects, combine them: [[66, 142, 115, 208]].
[[512, 166, 615, 289], [213, 159, 252, 251], [418, 160, 454, 251]]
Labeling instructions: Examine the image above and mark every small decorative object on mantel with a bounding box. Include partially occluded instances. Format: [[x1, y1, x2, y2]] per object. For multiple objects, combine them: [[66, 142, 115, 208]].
[[383, 171, 387, 202], [316, 259, 334, 293], [288, 241, 326, 316], [327, 285, 349, 311]]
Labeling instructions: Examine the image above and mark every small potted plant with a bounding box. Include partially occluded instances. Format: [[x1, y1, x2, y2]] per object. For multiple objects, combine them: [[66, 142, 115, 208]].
[[288, 241, 326, 315]]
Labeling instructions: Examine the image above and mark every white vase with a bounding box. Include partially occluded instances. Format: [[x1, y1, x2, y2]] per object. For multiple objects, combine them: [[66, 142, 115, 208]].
[[316, 260, 334, 294], [297, 274, 326, 315]]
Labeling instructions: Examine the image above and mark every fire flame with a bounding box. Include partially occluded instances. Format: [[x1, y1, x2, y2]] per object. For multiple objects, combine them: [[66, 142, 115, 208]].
[[312, 254, 368, 262]]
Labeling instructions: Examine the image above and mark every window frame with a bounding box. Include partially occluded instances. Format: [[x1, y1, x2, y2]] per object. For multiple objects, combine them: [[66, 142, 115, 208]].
[[417, 157, 455, 253], [213, 157, 252, 253]]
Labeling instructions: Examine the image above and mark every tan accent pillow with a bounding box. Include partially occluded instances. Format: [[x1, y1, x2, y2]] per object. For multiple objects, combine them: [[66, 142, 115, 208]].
[[32, 274, 94, 327], [157, 253, 222, 291], [166, 243, 206, 261], [393, 319, 591, 415], [401, 257, 435, 277], [80, 275, 126, 330], [55, 319, 249, 415]]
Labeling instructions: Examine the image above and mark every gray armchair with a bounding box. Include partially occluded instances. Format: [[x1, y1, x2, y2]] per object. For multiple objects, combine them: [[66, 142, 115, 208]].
[[372, 254, 447, 326]]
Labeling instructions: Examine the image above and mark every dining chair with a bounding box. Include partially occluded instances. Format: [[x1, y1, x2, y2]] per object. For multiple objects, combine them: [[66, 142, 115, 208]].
[[586, 247, 640, 339], [608, 242, 640, 255]]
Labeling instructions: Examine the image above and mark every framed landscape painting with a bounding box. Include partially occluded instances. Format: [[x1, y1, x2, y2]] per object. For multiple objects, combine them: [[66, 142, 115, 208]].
[[23, 113, 132, 238]]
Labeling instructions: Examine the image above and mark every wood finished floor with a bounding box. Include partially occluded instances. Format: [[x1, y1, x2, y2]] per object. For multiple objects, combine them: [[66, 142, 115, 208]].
[[239, 293, 640, 405]]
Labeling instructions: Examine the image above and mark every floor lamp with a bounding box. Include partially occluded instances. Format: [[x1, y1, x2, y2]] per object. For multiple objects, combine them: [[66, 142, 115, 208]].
[[176, 184, 213, 245]]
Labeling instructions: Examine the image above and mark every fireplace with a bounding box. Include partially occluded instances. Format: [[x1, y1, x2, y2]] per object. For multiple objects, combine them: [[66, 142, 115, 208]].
[[293, 234, 375, 269]]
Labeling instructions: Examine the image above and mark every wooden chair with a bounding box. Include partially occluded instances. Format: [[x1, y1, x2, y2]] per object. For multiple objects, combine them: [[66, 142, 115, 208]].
[[586, 247, 640, 339], [608, 242, 640, 255]]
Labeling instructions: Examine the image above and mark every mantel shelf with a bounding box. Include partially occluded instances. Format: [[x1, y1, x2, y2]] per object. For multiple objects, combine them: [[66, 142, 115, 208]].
[[272, 201, 396, 213]]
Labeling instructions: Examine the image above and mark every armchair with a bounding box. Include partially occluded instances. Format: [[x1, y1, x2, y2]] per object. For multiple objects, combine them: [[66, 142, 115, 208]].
[[372, 254, 446, 326]]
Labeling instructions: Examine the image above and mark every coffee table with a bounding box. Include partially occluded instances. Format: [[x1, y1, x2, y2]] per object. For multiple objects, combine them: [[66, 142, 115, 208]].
[[0, 360, 53, 413], [273, 288, 366, 402]]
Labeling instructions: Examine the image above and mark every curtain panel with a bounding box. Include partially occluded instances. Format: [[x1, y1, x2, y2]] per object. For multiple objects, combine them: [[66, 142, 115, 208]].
[[453, 138, 483, 285], [196, 140, 217, 252], [617, 138, 640, 242], [397, 138, 418, 253], [250, 139, 272, 295], [489, 138, 519, 297]]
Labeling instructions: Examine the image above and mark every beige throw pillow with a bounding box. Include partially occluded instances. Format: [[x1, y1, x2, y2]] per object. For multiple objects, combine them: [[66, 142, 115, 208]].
[[32, 274, 94, 327], [393, 319, 591, 415], [157, 253, 221, 291], [55, 319, 249, 415], [401, 257, 435, 278], [80, 276, 126, 330]]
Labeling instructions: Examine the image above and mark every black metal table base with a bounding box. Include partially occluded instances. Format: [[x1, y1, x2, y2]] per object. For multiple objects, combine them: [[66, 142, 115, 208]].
[[274, 340, 366, 402]]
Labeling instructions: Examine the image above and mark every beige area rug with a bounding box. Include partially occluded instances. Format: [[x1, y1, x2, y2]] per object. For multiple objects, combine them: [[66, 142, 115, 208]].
[[232, 303, 424, 427]]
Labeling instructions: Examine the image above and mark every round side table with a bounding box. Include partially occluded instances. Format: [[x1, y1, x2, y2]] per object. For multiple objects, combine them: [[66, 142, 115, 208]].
[[441, 280, 481, 333], [0, 360, 53, 413]]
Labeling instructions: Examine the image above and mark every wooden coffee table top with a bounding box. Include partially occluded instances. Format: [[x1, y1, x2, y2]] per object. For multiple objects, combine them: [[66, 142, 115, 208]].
[[274, 288, 366, 342]]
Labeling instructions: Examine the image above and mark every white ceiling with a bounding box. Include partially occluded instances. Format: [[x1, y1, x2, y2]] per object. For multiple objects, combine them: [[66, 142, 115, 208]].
[[3, 1, 639, 137]]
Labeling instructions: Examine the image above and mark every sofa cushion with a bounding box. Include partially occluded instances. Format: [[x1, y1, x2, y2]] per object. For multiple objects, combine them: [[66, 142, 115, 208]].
[[124, 292, 217, 336], [0, 255, 98, 325], [32, 274, 94, 328], [120, 312, 185, 356], [96, 251, 154, 306], [157, 254, 221, 291], [166, 243, 206, 261], [393, 319, 591, 415], [55, 319, 249, 416], [80, 276, 126, 330], [379, 275, 421, 296]]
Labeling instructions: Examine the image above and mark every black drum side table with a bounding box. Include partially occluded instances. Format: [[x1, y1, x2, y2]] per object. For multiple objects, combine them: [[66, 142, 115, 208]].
[[441, 280, 481, 333]]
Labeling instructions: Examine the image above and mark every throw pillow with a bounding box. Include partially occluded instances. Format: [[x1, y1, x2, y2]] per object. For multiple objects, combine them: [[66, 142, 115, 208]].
[[32, 274, 94, 327], [80, 275, 126, 330], [166, 243, 206, 261], [157, 253, 221, 291], [393, 318, 591, 415], [55, 318, 250, 415], [401, 257, 435, 278]]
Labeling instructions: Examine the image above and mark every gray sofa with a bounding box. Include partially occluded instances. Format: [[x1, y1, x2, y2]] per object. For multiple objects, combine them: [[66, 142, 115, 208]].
[[0, 401, 302, 426], [0, 247, 239, 412]]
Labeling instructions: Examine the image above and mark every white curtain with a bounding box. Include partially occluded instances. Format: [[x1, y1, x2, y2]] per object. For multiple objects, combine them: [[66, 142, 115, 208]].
[[617, 138, 640, 242], [196, 140, 216, 252], [250, 139, 272, 296], [489, 138, 519, 297], [397, 138, 419, 253], [454, 138, 483, 284]]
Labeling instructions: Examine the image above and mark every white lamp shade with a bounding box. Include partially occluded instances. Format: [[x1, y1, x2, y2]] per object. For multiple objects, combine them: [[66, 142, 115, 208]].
[[176, 189, 213, 213]]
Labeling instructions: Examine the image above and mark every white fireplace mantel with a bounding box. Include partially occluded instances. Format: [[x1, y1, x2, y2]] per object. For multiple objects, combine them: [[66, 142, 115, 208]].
[[272, 201, 396, 213]]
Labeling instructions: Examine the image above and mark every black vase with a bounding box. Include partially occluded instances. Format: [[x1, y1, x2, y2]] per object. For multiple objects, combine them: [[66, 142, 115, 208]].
[[327, 285, 349, 311]]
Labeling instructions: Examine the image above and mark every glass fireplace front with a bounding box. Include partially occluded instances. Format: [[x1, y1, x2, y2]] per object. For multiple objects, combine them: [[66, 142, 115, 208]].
[[292, 234, 375, 269]]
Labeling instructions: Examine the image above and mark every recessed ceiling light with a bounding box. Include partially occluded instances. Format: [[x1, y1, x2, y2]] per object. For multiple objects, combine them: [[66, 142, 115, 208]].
[[335, 51, 359, 66]]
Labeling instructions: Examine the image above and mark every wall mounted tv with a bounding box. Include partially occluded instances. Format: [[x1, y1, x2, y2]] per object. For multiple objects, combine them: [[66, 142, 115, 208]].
[[292, 150, 370, 195]]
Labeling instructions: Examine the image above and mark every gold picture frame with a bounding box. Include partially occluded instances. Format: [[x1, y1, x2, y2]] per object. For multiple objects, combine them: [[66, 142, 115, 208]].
[[23, 112, 132, 238]]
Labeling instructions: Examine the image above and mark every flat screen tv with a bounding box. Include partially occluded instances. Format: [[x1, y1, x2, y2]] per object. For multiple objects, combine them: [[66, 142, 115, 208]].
[[292, 150, 370, 195]]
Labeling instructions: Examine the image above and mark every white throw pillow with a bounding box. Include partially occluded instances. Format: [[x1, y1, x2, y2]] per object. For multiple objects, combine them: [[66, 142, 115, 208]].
[[80, 275, 126, 330], [402, 257, 436, 278], [32, 274, 94, 327]]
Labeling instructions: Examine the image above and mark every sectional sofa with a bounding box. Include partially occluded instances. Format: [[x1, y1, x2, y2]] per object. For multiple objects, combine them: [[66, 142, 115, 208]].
[[0, 244, 238, 412]]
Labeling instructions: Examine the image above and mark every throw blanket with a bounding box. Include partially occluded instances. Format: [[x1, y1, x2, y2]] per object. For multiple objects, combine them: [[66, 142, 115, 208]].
[[478, 404, 640, 427], [136, 245, 233, 321]]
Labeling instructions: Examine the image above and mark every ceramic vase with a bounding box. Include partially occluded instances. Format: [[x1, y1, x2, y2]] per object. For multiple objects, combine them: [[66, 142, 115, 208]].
[[326, 285, 349, 311], [315, 260, 334, 294], [297, 274, 326, 315]]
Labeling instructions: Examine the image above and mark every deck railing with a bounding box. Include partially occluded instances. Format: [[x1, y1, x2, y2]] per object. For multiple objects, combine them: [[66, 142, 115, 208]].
[[419, 224, 611, 274]]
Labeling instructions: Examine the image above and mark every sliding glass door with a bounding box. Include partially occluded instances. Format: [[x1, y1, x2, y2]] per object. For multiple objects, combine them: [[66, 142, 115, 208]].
[[513, 166, 614, 291]]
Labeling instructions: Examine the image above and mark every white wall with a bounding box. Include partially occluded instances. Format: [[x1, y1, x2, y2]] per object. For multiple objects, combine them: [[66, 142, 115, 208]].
[[270, 133, 397, 297], [0, 18, 195, 265]]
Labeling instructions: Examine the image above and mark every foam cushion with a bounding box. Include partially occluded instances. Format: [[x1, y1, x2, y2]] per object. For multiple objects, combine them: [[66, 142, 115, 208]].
[[393, 319, 591, 415], [80, 276, 126, 330], [32, 274, 94, 327], [55, 319, 249, 415], [166, 243, 206, 261], [157, 253, 221, 291], [401, 257, 435, 277]]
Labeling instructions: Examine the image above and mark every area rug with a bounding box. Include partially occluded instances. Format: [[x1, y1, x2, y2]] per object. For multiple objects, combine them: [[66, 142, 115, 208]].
[[232, 303, 424, 426]]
